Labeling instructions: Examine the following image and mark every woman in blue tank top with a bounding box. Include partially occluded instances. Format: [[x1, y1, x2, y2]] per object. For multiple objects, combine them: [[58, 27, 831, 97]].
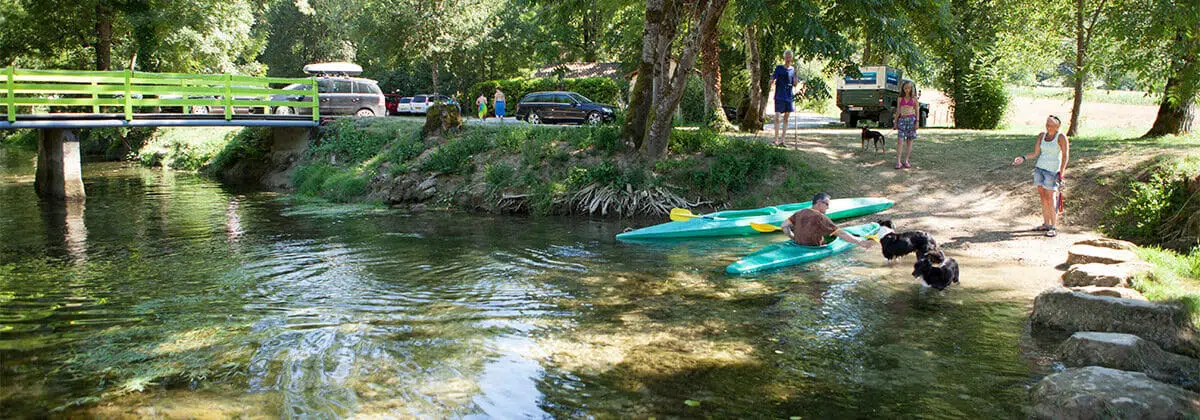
[[1011, 115, 1071, 237]]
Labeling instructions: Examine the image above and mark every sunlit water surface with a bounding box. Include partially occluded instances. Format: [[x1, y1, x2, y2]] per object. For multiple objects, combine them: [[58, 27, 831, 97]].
[[0, 146, 1057, 418]]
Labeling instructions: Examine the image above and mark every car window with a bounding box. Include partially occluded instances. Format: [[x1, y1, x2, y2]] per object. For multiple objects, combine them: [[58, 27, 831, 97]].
[[316, 80, 331, 93], [522, 94, 539, 103], [399, 98, 411, 104], [354, 82, 382, 94], [413, 96, 427, 103], [555, 94, 573, 104], [330, 80, 353, 93], [569, 93, 592, 103], [284, 84, 311, 91]]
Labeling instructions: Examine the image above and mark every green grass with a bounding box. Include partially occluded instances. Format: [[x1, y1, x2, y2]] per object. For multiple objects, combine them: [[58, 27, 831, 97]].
[[1132, 246, 1200, 325], [1007, 86, 1160, 106]]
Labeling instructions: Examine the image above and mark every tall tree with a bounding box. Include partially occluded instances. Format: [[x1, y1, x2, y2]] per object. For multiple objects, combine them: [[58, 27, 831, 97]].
[[620, 0, 670, 149], [1107, 0, 1200, 137], [700, 11, 732, 130], [642, 0, 729, 160], [1066, 0, 1113, 136]]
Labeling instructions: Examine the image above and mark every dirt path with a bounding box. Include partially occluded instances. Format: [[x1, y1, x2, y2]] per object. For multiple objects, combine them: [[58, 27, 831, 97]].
[[761, 128, 1191, 297]]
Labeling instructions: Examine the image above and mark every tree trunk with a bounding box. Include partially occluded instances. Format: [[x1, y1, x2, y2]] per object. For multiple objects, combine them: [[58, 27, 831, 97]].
[[740, 24, 763, 131], [643, 0, 729, 160], [701, 11, 730, 131], [431, 55, 440, 94], [621, 0, 666, 149], [1067, 0, 1085, 136], [652, 0, 681, 108], [1144, 78, 1197, 137], [94, 2, 113, 71]]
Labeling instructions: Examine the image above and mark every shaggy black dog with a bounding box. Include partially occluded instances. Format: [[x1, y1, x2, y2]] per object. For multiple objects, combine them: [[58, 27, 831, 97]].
[[877, 220, 938, 260], [861, 127, 886, 152], [912, 250, 960, 290]]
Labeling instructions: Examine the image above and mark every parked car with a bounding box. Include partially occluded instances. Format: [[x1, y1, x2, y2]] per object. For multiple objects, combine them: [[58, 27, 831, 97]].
[[270, 63, 386, 117], [515, 91, 616, 125], [409, 94, 460, 114], [394, 97, 413, 115]]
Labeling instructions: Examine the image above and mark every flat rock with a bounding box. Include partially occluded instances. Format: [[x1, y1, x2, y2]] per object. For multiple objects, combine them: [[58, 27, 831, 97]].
[[1031, 287, 1200, 358], [1076, 238, 1139, 251], [1062, 263, 1154, 287], [1060, 332, 1200, 392], [1030, 366, 1200, 420], [1067, 244, 1141, 265], [1069, 286, 1148, 300]]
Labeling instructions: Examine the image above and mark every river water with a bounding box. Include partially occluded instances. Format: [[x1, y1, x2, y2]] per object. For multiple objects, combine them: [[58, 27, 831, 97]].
[[0, 146, 1056, 418]]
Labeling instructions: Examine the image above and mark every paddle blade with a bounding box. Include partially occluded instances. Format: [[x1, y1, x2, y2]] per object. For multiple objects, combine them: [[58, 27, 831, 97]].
[[865, 234, 880, 242], [670, 208, 699, 222], [750, 223, 781, 233]]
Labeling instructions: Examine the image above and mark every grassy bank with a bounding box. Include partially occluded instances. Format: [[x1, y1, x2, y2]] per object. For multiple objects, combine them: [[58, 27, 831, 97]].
[[244, 118, 829, 215], [1006, 86, 1160, 106], [1133, 246, 1200, 325]]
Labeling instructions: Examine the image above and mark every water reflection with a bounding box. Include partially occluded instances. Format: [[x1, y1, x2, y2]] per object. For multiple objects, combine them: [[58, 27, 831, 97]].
[[0, 150, 1058, 418]]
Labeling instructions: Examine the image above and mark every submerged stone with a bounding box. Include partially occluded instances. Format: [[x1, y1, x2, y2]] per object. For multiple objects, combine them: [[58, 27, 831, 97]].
[[1059, 332, 1200, 392], [1031, 287, 1200, 358]]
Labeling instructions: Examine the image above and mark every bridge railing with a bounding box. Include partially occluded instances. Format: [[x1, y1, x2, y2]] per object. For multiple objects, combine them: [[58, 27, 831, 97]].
[[3, 66, 320, 123]]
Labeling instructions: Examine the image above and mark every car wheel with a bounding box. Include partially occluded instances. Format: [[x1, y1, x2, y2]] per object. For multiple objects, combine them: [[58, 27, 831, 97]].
[[587, 112, 603, 125], [356, 108, 375, 117], [274, 106, 293, 115], [528, 112, 542, 125], [191, 105, 209, 114]]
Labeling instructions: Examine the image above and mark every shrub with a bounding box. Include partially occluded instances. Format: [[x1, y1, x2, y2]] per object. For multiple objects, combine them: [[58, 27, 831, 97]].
[[950, 65, 1009, 129], [423, 130, 492, 174], [1102, 156, 1200, 250], [485, 162, 516, 187], [201, 127, 273, 177], [0, 129, 36, 150], [313, 120, 392, 165], [291, 163, 368, 203], [681, 75, 706, 124]]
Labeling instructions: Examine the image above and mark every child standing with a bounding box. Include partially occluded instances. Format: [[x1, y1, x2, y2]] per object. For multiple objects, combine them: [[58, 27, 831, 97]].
[[893, 81, 919, 169]]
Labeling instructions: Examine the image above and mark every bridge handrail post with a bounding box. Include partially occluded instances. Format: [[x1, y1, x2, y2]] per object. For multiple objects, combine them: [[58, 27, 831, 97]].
[[310, 77, 319, 122], [224, 73, 233, 121], [123, 69, 132, 121], [5, 65, 13, 122], [91, 81, 99, 113]]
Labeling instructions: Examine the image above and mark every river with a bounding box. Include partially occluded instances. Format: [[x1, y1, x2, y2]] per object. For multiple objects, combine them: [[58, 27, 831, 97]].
[[0, 145, 1056, 418]]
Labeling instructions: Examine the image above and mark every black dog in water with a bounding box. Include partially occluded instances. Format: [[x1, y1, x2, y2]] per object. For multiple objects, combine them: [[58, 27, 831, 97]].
[[877, 220, 938, 261], [912, 250, 960, 290], [861, 127, 886, 152]]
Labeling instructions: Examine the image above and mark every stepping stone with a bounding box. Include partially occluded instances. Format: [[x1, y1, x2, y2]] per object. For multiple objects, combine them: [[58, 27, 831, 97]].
[[1069, 286, 1148, 300], [1066, 244, 1141, 265], [1075, 238, 1138, 251], [1059, 332, 1200, 392], [1030, 366, 1200, 420], [1031, 287, 1200, 358], [1062, 262, 1154, 287]]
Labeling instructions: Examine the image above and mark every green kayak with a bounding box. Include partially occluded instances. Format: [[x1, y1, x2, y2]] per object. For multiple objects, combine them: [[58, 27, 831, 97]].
[[726, 223, 881, 274], [615, 197, 892, 241]]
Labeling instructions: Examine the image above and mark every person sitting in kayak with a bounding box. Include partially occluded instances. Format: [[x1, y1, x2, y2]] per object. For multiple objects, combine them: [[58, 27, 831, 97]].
[[782, 193, 876, 248]]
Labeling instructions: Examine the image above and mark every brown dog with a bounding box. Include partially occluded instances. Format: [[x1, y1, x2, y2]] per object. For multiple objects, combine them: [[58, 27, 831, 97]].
[[861, 127, 885, 152]]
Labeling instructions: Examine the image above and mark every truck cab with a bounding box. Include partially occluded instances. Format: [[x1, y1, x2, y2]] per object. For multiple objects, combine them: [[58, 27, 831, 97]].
[[837, 66, 928, 128]]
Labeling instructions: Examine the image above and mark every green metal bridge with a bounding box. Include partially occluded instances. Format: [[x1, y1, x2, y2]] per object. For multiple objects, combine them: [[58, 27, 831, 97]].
[[1, 66, 321, 129]]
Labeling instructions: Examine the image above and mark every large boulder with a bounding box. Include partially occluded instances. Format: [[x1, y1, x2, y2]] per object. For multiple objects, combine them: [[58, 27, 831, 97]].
[[1076, 238, 1138, 251], [1066, 244, 1141, 265], [1062, 262, 1154, 287], [1069, 286, 1148, 300], [1060, 332, 1200, 392], [1031, 287, 1200, 358], [1030, 366, 1200, 420]]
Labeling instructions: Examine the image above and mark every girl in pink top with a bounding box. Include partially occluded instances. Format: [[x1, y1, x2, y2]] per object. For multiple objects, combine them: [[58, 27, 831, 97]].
[[893, 81, 919, 169]]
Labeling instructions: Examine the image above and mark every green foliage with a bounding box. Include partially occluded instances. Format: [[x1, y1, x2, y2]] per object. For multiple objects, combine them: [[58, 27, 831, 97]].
[[1132, 246, 1200, 325], [0, 129, 36, 151], [681, 75, 706, 124], [484, 162, 517, 187], [202, 127, 273, 177], [313, 120, 393, 166], [663, 129, 798, 199], [135, 127, 243, 171], [951, 66, 1009, 129], [81, 128, 156, 161], [565, 162, 649, 189], [292, 163, 368, 203], [423, 130, 493, 174], [1101, 156, 1200, 249]]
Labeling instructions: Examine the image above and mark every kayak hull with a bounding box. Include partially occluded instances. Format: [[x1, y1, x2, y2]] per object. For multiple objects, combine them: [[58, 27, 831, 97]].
[[726, 223, 881, 274], [616, 198, 893, 241]]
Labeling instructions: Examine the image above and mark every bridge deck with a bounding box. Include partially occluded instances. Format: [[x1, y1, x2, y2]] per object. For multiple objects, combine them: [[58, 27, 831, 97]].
[[0, 113, 319, 129]]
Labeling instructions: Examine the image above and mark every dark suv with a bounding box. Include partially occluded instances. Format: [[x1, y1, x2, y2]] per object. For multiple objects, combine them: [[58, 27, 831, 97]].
[[515, 91, 616, 125], [270, 77, 386, 117]]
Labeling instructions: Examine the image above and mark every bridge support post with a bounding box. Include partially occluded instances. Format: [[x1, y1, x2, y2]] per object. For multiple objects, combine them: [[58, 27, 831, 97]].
[[35, 128, 85, 201]]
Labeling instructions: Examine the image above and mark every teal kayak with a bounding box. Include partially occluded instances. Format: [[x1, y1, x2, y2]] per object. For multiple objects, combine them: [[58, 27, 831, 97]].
[[616, 197, 893, 241], [726, 223, 881, 274]]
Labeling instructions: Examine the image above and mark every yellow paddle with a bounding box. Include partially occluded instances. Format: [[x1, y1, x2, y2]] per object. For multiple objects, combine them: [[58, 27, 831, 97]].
[[750, 222, 882, 242], [669, 208, 725, 222]]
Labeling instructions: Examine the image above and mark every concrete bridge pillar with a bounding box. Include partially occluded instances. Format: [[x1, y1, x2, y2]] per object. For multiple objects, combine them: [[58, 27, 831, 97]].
[[35, 128, 85, 201]]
